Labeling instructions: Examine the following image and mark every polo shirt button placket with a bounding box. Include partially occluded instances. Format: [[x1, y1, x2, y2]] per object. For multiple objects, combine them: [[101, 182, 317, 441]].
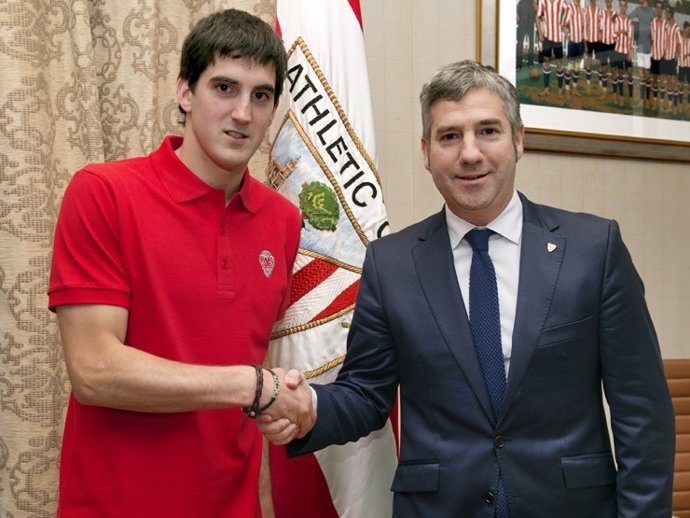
[[217, 214, 234, 294]]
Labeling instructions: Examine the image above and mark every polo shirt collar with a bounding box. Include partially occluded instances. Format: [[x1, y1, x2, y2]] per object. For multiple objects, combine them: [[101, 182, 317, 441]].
[[233, 173, 260, 213], [151, 135, 259, 212]]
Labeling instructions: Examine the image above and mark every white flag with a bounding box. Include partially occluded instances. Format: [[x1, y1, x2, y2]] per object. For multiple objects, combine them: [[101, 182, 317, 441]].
[[267, 1, 397, 517]]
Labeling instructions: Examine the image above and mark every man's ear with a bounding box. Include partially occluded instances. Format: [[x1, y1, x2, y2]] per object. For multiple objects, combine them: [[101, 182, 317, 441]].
[[421, 137, 431, 172], [177, 77, 193, 115], [514, 124, 525, 161]]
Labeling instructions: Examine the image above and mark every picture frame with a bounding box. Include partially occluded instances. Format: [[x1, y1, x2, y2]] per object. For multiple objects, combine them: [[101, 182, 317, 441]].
[[478, 0, 690, 162]]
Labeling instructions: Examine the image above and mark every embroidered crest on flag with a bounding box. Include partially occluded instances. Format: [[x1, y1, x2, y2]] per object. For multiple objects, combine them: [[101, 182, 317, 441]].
[[267, 37, 389, 376]]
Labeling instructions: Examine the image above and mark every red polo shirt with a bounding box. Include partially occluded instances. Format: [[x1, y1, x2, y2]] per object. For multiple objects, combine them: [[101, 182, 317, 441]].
[[49, 136, 301, 517]]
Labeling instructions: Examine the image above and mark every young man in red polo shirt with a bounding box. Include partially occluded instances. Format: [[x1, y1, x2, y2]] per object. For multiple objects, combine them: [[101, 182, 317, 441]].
[[48, 9, 314, 518]]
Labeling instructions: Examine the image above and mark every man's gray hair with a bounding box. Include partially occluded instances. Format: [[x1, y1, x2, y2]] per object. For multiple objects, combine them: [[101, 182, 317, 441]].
[[420, 60, 522, 140]]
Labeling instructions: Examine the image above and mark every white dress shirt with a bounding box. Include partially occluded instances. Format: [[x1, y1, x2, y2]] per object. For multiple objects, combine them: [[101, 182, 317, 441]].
[[445, 191, 523, 377]]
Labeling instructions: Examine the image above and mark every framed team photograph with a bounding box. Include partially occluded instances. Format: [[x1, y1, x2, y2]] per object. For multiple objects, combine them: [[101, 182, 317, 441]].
[[478, 0, 690, 162]]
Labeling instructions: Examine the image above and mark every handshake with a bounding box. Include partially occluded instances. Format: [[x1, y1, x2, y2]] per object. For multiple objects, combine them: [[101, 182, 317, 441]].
[[247, 367, 316, 445]]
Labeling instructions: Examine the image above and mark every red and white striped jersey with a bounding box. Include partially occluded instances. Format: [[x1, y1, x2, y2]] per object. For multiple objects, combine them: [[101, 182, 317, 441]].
[[564, 2, 586, 43], [680, 36, 690, 68], [600, 9, 617, 45], [651, 17, 667, 60], [614, 15, 634, 54], [537, 0, 566, 42], [584, 4, 603, 42], [663, 21, 682, 60]]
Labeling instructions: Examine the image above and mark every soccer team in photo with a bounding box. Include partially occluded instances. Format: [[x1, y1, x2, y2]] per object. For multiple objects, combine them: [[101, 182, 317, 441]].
[[518, 0, 690, 116]]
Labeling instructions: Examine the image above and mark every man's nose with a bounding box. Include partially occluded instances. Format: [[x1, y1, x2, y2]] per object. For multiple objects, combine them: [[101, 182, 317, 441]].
[[231, 95, 252, 124], [459, 135, 483, 164]]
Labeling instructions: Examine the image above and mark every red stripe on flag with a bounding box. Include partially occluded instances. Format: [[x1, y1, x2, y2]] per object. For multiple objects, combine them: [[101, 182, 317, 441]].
[[310, 279, 360, 323], [290, 258, 339, 306], [348, 0, 363, 29]]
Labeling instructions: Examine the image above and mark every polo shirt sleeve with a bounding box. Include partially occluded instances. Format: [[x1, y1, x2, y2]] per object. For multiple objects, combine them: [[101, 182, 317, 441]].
[[48, 168, 131, 311]]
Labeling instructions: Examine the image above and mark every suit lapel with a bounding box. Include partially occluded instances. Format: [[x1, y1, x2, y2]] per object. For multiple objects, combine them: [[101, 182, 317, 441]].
[[502, 197, 565, 417], [412, 211, 495, 422]]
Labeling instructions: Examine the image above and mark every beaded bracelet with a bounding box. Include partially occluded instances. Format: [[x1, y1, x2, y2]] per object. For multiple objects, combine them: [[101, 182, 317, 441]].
[[258, 368, 280, 413]]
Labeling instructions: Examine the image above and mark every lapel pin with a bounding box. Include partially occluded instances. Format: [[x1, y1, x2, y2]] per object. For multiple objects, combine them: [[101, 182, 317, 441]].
[[547, 243, 557, 253]]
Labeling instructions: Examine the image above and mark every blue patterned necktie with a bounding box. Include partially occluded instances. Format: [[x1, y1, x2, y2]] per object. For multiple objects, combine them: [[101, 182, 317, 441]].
[[465, 228, 511, 518]]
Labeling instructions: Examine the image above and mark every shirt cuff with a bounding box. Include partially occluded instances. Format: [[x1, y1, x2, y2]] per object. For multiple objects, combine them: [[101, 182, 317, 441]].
[[310, 386, 318, 414]]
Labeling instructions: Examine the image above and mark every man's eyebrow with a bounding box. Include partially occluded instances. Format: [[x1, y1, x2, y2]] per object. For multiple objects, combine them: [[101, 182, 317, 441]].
[[434, 123, 458, 133], [435, 118, 503, 132], [208, 74, 238, 84], [255, 83, 276, 94], [208, 75, 276, 94], [477, 118, 503, 126]]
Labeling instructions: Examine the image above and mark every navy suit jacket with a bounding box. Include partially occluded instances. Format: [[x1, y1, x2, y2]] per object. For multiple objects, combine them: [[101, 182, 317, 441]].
[[288, 193, 675, 518]]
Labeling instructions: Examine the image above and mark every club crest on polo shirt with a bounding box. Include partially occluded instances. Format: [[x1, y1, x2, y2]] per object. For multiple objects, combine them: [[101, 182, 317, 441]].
[[259, 250, 275, 278]]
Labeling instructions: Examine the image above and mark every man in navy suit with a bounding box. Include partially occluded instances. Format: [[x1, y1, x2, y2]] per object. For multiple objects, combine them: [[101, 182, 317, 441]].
[[260, 60, 675, 517]]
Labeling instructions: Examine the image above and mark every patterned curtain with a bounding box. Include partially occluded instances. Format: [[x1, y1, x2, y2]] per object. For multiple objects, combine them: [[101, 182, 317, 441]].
[[0, 1, 275, 516]]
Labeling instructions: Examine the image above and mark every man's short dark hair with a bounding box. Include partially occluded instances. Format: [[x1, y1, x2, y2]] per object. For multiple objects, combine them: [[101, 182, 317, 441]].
[[178, 9, 287, 116], [419, 60, 522, 141]]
